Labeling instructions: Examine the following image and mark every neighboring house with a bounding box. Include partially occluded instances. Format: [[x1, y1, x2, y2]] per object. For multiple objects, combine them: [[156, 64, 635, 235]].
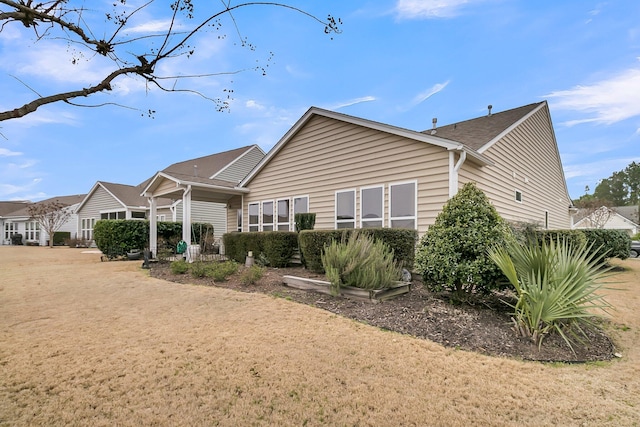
[[573, 206, 639, 237], [75, 145, 265, 253], [75, 181, 165, 243], [144, 101, 575, 257], [614, 205, 639, 225], [1, 195, 85, 245]]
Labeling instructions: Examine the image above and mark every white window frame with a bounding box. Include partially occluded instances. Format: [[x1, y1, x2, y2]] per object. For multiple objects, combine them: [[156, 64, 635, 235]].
[[4, 222, 17, 240], [236, 209, 242, 232], [100, 210, 125, 220], [515, 189, 523, 203], [335, 189, 356, 229], [81, 218, 96, 240], [157, 214, 166, 222], [261, 200, 274, 231], [293, 195, 309, 216], [360, 185, 384, 228], [248, 203, 260, 232], [389, 180, 417, 229], [25, 221, 40, 241], [276, 198, 291, 231]]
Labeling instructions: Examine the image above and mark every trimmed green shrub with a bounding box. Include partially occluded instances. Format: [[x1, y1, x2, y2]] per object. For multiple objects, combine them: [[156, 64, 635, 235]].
[[535, 229, 586, 249], [189, 261, 209, 278], [415, 182, 510, 297], [489, 237, 614, 351], [322, 232, 401, 296], [223, 231, 298, 267], [94, 220, 148, 256], [240, 265, 266, 285], [170, 259, 189, 274], [299, 228, 417, 274], [223, 232, 267, 263], [206, 261, 239, 281], [295, 213, 316, 232], [298, 230, 345, 273], [10, 234, 23, 245], [580, 229, 630, 261], [52, 231, 70, 246], [263, 232, 299, 267]]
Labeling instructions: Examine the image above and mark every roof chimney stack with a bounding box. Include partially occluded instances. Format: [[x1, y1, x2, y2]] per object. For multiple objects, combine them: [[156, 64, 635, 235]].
[[488, 105, 493, 116], [431, 118, 437, 135]]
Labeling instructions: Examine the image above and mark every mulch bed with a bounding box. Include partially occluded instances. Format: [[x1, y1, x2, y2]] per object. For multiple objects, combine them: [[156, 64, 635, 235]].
[[149, 263, 617, 363]]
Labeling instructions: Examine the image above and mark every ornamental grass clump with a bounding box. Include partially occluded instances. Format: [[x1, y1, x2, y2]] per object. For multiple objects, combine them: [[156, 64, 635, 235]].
[[489, 238, 614, 351], [321, 232, 401, 296]]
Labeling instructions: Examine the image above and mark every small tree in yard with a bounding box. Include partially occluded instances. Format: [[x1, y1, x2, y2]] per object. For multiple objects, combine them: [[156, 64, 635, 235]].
[[415, 182, 510, 299], [27, 200, 71, 248]]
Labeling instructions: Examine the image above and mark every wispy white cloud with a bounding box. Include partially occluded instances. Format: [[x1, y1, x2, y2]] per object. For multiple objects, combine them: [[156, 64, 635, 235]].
[[0, 148, 22, 157], [125, 20, 176, 34], [328, 96, 376, 110], [395, 0, 484, 19], [411, 81, 450, 105], [246, 100, 266, 110], [563, 157, 640, 179], [546, 67, 640, 125]]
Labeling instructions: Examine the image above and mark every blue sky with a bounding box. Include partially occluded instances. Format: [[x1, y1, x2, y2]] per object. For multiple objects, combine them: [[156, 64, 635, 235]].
[[1, 0, 639, 202]]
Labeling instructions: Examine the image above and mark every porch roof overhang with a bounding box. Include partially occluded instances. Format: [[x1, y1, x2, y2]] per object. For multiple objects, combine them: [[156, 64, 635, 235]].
[[141, 171, 249, 204]]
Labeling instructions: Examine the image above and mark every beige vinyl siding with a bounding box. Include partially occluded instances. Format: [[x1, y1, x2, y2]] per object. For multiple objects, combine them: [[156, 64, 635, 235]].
[[155, 178, 178, 195], [459, 106, 571, 229], [244, 115, 450, 236], [215, 146, 265, 183]]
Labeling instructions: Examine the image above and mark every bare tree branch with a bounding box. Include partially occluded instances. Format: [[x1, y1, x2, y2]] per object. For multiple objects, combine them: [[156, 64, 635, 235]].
[[0, 0, 341, 122]]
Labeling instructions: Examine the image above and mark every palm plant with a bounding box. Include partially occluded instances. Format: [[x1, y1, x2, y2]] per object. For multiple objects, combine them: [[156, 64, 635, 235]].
[[489, 238, 614, 351]]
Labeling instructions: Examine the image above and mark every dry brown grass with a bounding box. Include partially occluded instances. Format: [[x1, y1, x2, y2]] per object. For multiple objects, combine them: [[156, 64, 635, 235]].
[[1, 246, 639, 426]]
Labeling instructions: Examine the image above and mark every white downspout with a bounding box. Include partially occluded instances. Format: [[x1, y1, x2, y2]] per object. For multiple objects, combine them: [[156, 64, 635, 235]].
[[449, 150, 467, 198]]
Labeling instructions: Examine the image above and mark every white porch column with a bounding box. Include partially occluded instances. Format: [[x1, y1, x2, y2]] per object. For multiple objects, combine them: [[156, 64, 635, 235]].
[[149, 197, 157, 257], [182, 185, 192, 244]]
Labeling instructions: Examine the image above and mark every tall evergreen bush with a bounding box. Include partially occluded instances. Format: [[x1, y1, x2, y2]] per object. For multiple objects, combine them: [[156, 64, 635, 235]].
[[415, 182, 510, 297]]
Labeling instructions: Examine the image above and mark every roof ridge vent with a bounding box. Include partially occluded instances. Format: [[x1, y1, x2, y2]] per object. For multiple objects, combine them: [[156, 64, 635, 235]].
[[488, 104, 493, 116]]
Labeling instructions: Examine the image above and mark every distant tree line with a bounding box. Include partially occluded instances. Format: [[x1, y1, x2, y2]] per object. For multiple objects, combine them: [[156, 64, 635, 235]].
[[574, 161, 640, 207]]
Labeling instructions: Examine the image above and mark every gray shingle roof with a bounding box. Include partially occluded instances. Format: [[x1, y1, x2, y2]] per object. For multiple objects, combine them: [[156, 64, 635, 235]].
[[423, 102, 544, 150], [161, 145, 254, 179], [1, 194, 86, 217]]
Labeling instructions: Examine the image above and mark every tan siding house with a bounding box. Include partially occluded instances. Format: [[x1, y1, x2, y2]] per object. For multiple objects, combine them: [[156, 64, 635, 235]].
[[457, 104, 571, 229], [238, 102, 573, 237]]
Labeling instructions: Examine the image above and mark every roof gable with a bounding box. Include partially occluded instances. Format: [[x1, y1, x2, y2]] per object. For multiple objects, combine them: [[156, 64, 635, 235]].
[[424, 102, 544, 151], [162, 145, 257, 179], [240, 107, 492, 187]]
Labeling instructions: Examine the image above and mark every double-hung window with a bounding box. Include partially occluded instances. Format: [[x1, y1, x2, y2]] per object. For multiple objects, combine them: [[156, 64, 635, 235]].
[[262, 201, 274, 231], [389, 181, 417, 229], [360, 186, 384, 228], [276, 199, 290, 231], [248, 203, 259, 232], [336, 189, 356, 229]]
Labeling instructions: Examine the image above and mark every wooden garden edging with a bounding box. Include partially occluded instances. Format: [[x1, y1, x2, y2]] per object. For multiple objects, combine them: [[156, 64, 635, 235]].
[[282, 275, 411, 303]]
